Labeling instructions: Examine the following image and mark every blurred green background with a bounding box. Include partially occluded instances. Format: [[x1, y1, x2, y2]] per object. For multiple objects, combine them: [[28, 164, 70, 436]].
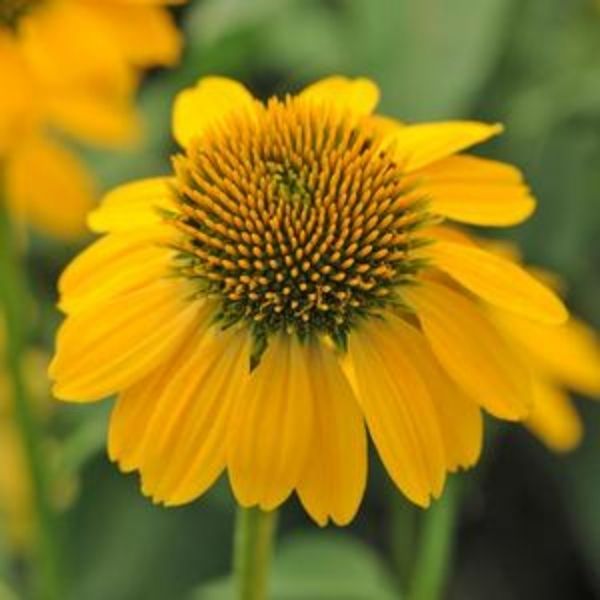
[[5, 0, 600, 598]]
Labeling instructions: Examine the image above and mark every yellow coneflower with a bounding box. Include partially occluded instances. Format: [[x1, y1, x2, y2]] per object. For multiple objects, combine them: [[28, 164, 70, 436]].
[[0, 0, 184, 239], [50, 76, 570, 526]]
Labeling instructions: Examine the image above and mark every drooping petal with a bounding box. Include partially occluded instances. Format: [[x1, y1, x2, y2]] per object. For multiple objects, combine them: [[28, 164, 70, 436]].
[[107, 300, 215, 473], [227, 334, 313, 510], [5, 135, 96, 240], [148, 334, 250, 505], [385, 121, 503, 173], [58, 227, 175, 314], [87, 177, 176, 233], [296, 342, 367, 526], [389, 317, 483, 471], [417, 155, 536, 226], [50, 279, 201, 401], [406, 281, 531, 420], [428, 240, 568, 325], [299, 76, 380, 116], [493, 312, 600, 396], [344, 317, 446, 507], [172, 77, 256, 147], [525, 379, 583, 453], [109, 315, 248, 505]]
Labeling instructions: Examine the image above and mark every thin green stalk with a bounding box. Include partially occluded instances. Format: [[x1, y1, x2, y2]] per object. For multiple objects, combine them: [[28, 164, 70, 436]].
[[389, 487, 419, 587], [408, 478, 462, 600], [0, 205, 62, 600], [233, 506, 278, 600]]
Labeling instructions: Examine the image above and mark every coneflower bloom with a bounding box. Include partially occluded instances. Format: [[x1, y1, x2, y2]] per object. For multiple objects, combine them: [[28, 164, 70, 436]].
[[0, 0, 184, 239], [50, 76, 571, 525]]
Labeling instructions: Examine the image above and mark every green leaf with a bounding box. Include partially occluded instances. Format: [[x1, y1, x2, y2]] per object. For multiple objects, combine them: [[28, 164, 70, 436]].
[[194, 532, 399, 600], [343, 0, 516, 119], [186, 0, 296, 47], [271, 532, 399, 599], [67, 462, 234, 600], [192, 578, 233, 600], [247, 0, 515, 119]]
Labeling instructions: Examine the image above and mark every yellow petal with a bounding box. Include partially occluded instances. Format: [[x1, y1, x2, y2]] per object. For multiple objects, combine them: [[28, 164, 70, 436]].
[[172, 77, 256, 147], [406, 281, 531, 420], [107, 300, 215, 472], [0, 32, 37, 153], [299, 76, 380, 116], [387, 121, 503, 173], [82, 3, 182, 67], [390, 317, 483, 471], [426, 225, 479, 247], [417, 155, 536, 226], [45, 94, 141, 148], [50, 279, 200, 402], [5, 136, 96, 240], [429, 240, 568, 324], [493, 312, 600, 396], [296, 342, 367, 526], [525, 379, 583, 453], [109, 314, 247, 506], [58, 227, 175, 314], [369, 114, 404, 135], [20, 2, 133, 98], [345, 317, 446, 507], [227, 334, 313, 511], [148, 332, 249, 505], [87, 177, 175, 233]]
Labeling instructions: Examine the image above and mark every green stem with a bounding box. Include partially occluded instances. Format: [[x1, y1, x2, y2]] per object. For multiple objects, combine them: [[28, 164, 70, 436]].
[[0, 205, 62, 600], [389, 487, 418, 587], [233, 506, 278, 600], [408, 478, 462, 600]]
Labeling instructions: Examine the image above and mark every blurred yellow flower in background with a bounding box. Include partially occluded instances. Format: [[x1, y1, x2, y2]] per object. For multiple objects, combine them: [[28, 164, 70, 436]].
[[47, 76, 591, 527], [0, 0, 185, 239]]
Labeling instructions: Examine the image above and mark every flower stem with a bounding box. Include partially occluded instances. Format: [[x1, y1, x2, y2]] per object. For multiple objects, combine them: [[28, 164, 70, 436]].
[[233, 506, 278, 600], [389, 488, 418, 587], [0, 205, 62, 600], [408, 478, 461, 600]]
